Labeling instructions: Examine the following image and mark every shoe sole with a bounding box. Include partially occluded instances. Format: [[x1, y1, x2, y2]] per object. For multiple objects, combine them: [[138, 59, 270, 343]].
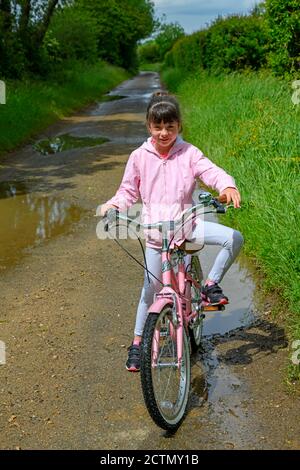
[[202, 299, 229, 306], [126, 366, 140, 372], [216, 298, 229, 305], [201, 293, 229, 305]]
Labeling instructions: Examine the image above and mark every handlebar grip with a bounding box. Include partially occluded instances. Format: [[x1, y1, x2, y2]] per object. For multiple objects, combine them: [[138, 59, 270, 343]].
[[212, 198, 226, 213], [106, 208, 119, 221], [216, 206, 226, 214], [104, 208, 119, 231]]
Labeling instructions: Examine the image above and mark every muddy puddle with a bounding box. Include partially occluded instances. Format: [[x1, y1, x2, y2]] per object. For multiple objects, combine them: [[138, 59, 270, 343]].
[[34, 134, 109, 155], [101, 94, 126, 102], [187, 211, 258, 443], [0, 180, 83, 269]]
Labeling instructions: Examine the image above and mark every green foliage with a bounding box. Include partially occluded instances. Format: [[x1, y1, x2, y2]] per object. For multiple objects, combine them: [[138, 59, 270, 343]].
[[204, 14, 269, 73], [0, 61, 129, 154], [154, 22, 185, 61], [160, 66, 186, 92], [138, 40, 160, 63], [48, 5, 98, 63], [0, 0, 66, 78], [0, 8, 27, 79], [166, 31, 207, 72], [139, 62, 162, 72], [0, 29, 27, 79], [0, 0, 155, 79], [76, 0, 155, 71], [161, 1, 299, 77], [265, 0, 300, 76], [162, 70, 300, 359]]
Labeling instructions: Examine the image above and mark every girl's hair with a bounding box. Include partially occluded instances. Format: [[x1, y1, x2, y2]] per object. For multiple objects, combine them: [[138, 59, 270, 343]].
[[146, 91, 181, 127]]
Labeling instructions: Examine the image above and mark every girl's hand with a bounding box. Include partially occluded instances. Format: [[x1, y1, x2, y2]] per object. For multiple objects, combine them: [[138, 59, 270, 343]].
[[220, 187, 241, 208], [97, 203, 118, 217]]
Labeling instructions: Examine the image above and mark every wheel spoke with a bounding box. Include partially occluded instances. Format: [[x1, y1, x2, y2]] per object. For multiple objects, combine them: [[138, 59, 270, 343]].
[[150, 308, 190, 424]]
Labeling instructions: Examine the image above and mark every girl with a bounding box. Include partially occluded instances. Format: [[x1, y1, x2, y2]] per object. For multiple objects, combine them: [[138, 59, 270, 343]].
[[100, 92, 243, 372]]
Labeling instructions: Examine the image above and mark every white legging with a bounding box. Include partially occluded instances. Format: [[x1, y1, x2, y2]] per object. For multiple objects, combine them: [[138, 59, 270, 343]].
[[134, 221, 244, 336]]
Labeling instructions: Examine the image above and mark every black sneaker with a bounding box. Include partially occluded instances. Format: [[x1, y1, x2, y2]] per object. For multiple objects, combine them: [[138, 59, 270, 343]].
[[126, 343, 141, 372], [202, 283, 229, 305]]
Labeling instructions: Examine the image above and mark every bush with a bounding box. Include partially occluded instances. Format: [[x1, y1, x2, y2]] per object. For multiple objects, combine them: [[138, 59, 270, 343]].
[[265, 0, 300, 76], [154, 22, 185, 61], [138, 40, 160, 63], [163, 12, 269, 76], [169, 31, 207, 72], [0, 12, 27, 79], [48, 6, 98, 63], [204, 14, 269, 73]]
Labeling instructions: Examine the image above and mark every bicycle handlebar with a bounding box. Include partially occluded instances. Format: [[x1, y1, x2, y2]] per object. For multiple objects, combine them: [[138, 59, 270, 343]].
[[102, 192, 229, 233]]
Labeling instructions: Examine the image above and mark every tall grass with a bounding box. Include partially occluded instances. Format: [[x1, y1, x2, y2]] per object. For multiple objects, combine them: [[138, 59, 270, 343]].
[[139, 62, 162, 73], [163, 68, 300, 377], [0, 61, 129, 155]]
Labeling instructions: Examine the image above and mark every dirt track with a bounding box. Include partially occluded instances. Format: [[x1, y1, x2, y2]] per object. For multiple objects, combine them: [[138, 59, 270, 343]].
[[0, 72, 299, 450]]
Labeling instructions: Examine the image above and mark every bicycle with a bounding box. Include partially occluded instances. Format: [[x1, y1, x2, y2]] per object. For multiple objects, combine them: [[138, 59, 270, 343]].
[[100, 191, 229, 431]]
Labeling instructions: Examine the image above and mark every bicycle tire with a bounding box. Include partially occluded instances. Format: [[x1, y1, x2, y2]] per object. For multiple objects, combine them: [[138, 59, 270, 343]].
[[140, 307, 191, 431], [189, 255, 204, 352]]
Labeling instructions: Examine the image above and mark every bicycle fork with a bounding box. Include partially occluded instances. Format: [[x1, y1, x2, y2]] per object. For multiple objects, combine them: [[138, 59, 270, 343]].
[[148, 241, 186, 370]]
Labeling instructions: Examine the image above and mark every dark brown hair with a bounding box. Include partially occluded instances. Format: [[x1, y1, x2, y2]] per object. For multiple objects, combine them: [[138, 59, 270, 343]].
[[146, 91, 182, 128]]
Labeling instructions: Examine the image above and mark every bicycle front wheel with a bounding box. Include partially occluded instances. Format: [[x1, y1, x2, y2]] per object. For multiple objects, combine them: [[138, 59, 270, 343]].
[[140, 307, 191, 431]]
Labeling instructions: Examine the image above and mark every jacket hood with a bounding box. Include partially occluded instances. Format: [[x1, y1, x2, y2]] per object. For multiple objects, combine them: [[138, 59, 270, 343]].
[[140, 136, 186, 159]]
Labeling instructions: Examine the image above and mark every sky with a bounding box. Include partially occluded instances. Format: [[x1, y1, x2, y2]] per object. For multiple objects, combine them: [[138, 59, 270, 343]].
[[153, 0, 259, 34]]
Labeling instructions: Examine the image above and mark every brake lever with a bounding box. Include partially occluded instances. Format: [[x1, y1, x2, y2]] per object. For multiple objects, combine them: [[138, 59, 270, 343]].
[[211, 198, 226, 213]]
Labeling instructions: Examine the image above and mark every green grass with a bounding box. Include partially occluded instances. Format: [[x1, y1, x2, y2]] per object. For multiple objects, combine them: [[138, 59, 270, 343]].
[[162, 67, 300, 380], [0, 60, 129, 156], [139, 62, 162, 73]]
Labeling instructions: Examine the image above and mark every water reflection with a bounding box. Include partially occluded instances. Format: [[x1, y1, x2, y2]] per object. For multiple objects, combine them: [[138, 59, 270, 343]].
[[0, 180, 27, 199], [0, 181, 82, 269], [34, 134, 109, 155]]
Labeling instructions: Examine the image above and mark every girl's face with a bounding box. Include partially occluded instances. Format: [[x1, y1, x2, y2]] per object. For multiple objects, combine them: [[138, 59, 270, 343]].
[[148, 120, 180, 152]]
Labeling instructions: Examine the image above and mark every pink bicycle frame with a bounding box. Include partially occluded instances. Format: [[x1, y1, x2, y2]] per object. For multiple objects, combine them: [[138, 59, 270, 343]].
[[148, 237, 201, 369]]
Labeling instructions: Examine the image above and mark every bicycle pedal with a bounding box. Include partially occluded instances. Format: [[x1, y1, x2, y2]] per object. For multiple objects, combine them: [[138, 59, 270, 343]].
[[203, 304, 225, 312]]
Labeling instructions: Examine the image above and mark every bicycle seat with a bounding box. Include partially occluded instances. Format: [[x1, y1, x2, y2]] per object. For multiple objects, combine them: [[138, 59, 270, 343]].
[[178, 241, 204, 254]]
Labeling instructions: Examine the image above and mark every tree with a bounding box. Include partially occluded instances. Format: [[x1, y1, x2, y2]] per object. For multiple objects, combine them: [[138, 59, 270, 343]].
[[138, 40, 160, 64], [0, 0, 12, 31], [154, 22, 185, 61], [0, 0, 67, 77], [75, 0, 155, 70], [48, 4, 98, 62], [203, 14, 269, 72], [265, 0, 300, 75], [0, 0, 156, 77]]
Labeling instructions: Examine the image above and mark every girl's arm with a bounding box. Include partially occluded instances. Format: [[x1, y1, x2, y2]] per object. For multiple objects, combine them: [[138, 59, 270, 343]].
[[191, 148, 240, 207], [104, 152, 140, 212]]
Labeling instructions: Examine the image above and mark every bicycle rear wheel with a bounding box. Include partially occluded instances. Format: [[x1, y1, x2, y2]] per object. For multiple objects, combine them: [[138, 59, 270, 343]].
[[189, 255, 204, 352], [140, 307, 190, 431]]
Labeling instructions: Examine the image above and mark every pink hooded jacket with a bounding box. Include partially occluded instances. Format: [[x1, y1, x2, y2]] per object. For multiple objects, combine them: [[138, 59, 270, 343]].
[[106, 137, 236, 248]]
